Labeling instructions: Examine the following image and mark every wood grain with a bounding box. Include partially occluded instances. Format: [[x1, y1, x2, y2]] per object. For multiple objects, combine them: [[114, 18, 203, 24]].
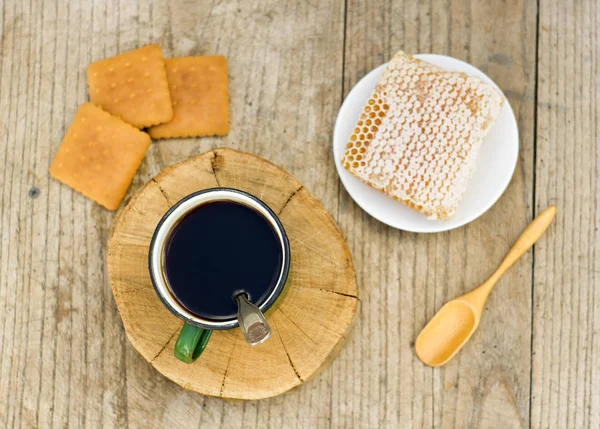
[[107, 149, 358, 400], [0, 0, 598, 427], [531, 0, 600, 428]]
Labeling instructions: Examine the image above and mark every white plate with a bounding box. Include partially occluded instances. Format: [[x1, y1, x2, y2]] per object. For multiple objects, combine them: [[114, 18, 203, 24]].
[[333, 54, 519, 233]]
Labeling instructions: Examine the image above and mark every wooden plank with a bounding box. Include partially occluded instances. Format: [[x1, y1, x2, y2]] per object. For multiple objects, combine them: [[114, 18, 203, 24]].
[[531, 0, 600, 428], [339, 0, 537, 427], [0, 0, 346, 427], [0, 1, 131, 428]]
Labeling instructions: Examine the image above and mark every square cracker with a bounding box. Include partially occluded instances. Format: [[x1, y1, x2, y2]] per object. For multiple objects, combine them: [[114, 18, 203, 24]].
[[50, 103, 151, 210], [148, 56, 229, 138], [87, 44, 173, 128]]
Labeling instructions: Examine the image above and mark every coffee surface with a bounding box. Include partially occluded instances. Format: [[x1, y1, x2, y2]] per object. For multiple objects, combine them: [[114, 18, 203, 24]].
[[164, 201, 282, 320]]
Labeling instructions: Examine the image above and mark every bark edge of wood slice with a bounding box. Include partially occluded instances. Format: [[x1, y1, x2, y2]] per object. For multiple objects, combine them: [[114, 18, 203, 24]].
[[107, 148, 359, 400]]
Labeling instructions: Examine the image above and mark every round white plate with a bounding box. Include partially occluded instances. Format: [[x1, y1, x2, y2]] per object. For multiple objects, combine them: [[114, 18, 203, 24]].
[[333, 54, 519, 233]]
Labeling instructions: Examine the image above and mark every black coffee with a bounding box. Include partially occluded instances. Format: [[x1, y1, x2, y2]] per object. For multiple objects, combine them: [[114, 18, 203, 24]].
[[163, 201, 282, 320]]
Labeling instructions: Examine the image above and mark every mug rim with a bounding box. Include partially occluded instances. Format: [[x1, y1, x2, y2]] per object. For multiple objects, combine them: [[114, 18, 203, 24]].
[[148, 187, 290, 330]]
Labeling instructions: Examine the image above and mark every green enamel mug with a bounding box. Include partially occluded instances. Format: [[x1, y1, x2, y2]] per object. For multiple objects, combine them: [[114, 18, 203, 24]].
[[148, 188, 290, 363]]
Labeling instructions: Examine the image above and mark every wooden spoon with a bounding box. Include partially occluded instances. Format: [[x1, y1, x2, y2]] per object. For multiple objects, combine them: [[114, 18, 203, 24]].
[[415, 205, 557, 367]]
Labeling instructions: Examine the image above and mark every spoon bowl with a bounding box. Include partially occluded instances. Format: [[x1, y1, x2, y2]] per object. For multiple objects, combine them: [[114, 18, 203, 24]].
[[415, 300, 479, 366]]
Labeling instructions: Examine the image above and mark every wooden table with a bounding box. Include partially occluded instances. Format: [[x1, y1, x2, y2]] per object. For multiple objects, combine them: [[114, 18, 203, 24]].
[[0, 0, 597, 427]]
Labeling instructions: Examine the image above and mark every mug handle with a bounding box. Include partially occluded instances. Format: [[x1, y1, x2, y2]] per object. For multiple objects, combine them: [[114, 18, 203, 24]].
[[174, 323, 212, 363]]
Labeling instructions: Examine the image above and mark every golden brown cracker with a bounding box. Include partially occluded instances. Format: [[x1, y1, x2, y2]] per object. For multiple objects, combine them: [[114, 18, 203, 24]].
[[50, 103, 151, 210], [87, 44, 173, 128], [148, 56, 229, 138]]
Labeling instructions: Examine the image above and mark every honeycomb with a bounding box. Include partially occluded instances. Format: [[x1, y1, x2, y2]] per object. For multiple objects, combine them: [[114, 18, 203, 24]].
[[342, 51, 504, 220]]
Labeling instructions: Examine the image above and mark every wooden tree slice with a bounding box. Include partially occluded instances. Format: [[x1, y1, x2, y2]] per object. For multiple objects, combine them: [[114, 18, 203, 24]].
[[107, 148, 359, 400]]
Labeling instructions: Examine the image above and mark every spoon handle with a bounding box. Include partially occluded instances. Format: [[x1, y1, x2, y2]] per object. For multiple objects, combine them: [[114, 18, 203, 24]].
[[492, 205, 557, 281]]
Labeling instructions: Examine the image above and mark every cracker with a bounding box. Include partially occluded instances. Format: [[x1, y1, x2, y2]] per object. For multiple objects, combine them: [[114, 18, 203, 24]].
[[148, 56, 229, 138], [50, 103, 151, 210], [87, 44, 173, 128]]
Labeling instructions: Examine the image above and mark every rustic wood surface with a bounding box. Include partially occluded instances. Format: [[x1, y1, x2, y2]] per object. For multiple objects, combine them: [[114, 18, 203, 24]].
[[0, 0, 597, 427], [107, 148, 358, 400]]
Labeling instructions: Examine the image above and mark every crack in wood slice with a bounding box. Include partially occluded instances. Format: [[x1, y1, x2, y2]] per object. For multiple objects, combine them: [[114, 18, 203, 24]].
[[150, 325, 183, 362], [150, 178, 175, 207], [293, 284, 359, 300], [272, 317, 304, 382], [219, 335, 238, 397], [209, 150, 221, 187], [276, 184, 304, 215], [107, 148, 358, 400]]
